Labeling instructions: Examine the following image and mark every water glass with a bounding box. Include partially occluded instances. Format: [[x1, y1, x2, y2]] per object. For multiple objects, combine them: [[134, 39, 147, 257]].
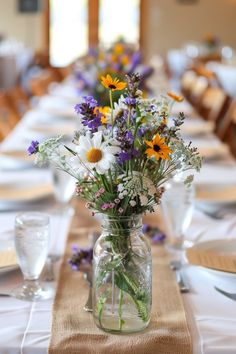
[[161, 178, 195, 249], [51, 165, 75, 205], [11, 212, 53, 301]]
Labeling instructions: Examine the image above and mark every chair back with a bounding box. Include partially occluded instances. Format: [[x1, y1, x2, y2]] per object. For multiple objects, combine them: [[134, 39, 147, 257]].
[[199, 87, 230, 122], [0, 92, 19, 140]]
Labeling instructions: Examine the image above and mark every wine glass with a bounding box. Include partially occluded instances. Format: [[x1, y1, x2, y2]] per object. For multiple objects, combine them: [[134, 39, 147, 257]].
[[50, 164, 75, 213], [11, 212, 53, 301], [161, 177, 195, 250]]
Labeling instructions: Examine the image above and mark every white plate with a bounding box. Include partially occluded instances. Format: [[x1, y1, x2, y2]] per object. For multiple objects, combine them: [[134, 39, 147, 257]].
[[198, 144, 229, 160], [196, 184, 236, 206], [0, 234, 19, 274], [0, 181, 53, 210], [180, 120, 214, 136], [0, 264, 18, 274], [27, 124, 75, 137], [0, 150, 34, 170], [186, 239, 236, 281]]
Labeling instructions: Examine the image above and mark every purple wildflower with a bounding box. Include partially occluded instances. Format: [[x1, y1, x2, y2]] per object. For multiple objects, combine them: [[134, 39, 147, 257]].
[[142, 224, 151, 233], [117, 148, 140, 164], [83, 96, 98, 108], [74, 96, 102, 132], [27, 140, 39, 155], [85, 116, 101, 131], [124, 131, 134, 143], [118, 151, 131, 163], [69, 245, 93, 271], [128, 51, 141, 72], [138, 126, 147, 137], [142, 223, 166, 244], [140, 66, 154, 81], [75, 72, 93, 90], [151, 232, 166, 244], [124, 97, 137, 107]]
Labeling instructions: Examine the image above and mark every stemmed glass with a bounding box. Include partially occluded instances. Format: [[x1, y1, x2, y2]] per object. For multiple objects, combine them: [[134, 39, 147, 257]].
[[11, 212, 53, 301], [50, 164, 75, 215], [161, 176, 195, 250]]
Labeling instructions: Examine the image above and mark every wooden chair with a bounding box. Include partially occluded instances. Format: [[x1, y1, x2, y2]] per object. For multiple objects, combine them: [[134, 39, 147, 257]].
[[216, 100, 236, 156], [7, 86, 30, 117], [0, 92, 19, 140], [188, 75, 209, 107], [29, 68, 62, 97], [198, 87, 231, 123], [180, 70, 197, 99]]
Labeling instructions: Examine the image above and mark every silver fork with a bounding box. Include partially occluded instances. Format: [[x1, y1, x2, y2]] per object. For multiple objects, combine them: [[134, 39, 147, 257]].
[[214, 286, 236, 301], [170, 260, 190, 293], [83, 269, 93, 312]]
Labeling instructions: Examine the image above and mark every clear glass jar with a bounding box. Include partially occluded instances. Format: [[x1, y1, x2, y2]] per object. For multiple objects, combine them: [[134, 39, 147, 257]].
[[93, 215, 152, 334]]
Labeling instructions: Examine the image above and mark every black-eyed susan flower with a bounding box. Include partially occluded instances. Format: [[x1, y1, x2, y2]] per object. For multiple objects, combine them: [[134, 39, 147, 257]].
[[167, 92, 184, 102], [145, 134, 172, 160], [101, 74, 127, 91]]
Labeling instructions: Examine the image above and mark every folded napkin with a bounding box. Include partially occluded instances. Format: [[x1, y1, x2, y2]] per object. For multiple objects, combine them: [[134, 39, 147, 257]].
[[0, 250, 17, 268], [186, 240, 236, 273]]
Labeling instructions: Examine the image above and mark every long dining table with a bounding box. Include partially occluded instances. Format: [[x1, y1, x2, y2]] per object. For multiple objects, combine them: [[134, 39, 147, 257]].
[[0, 72, 236, 354]]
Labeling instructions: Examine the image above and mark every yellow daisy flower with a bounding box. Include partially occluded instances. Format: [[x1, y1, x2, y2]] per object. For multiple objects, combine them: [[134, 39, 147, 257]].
[[94, 106, 111, 124], [167, 92, 184, 102], [113, 43, 124, 55], [111, 54, 118, 63], [101, 74, 127, 91], [121, 55, 129, 66], [145, 134, 172, 160]]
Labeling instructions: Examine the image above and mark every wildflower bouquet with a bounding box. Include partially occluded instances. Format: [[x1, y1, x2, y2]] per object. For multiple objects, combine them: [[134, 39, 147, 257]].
[[28, 73, 201, 333], [74, 41, 153, 105]]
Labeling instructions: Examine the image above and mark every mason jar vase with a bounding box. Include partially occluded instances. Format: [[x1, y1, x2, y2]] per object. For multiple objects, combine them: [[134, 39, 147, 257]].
[[93, 215, 152, 334]]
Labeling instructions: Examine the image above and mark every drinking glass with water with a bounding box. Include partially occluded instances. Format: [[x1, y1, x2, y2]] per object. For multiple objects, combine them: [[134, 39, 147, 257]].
[[11, 212, 53, 301], [161, 176, 195, 250]]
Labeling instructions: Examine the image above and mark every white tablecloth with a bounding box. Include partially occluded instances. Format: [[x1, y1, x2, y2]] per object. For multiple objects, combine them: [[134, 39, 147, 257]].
[[0, 81, 236, 354]]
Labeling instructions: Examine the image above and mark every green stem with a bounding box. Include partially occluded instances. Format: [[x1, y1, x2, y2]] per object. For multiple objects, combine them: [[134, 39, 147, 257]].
[[109, 90, 114, 132], [127, 107, 131, 127], [118, 289, 124, 330]]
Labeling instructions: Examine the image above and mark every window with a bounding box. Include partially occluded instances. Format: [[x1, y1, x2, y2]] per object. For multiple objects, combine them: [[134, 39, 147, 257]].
[[49, 0, 88, 67], [99, 0, 140, 48], [46, 0, 143, 66]]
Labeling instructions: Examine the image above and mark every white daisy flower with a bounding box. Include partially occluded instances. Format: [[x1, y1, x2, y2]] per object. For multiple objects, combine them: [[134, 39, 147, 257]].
[[74, 131, 120, 174], [113, 95, 127, 117]]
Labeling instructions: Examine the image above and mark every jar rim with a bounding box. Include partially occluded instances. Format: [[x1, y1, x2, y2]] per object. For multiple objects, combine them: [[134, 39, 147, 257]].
[[99, 213, 143, 232], [99, 213, 142, 222]]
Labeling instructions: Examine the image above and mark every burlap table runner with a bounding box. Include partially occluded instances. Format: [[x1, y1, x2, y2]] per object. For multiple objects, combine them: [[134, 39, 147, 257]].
[[48, 203, 192, 354]]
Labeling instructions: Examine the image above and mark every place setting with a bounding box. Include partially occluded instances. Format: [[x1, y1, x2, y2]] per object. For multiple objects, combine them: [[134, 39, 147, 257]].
[[0, 177, 53, 211]]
